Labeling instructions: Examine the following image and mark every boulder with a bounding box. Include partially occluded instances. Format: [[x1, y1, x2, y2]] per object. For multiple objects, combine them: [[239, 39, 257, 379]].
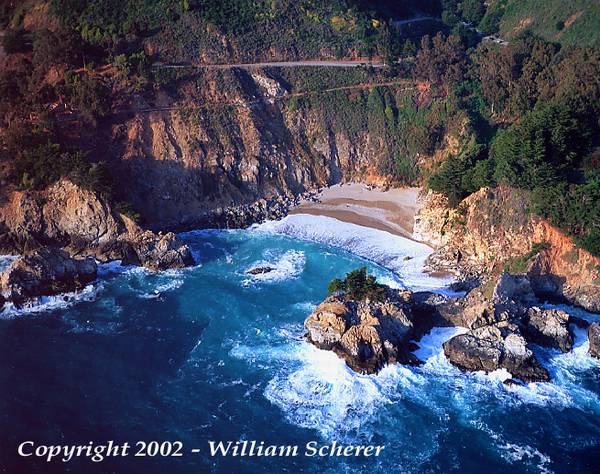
[[305, 299, 353, 350], [410, 291, 464, 333], [448, 274, 534, 330], [589, 323, 600, 359], [304, 293, 419, 374], [338, 324, 385, 374], [247, 266, 275, 275], [521, 307, 573, 352], [0, 247, 97, 306], [460, 299, 515, 330], [443, 323, 549, 382], [121, 229, 195, 271]]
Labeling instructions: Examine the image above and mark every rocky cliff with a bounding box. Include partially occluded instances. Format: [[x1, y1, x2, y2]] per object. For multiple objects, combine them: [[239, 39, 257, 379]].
[[0, 180, 123, 256], [0, 179, 194, 271], [68, 68, 415, 231], [414, 186, 600, 312]]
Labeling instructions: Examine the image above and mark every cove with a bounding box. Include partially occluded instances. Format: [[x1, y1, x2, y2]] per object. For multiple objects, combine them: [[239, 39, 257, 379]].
[[1, 217, 599, 473]]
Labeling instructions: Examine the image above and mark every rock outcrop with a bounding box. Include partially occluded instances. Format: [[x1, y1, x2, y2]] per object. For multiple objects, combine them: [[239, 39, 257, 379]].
[[119, 217, 195, 271], [414, 187, 600, 313], [307, 273, 575, 381], [0, 247, 97, 307], [0, 180, 123, 256], [246, 267, 275, 275], [0, 180, 195, 272], [589, 323, 600, 359], [304, 291, 419, 374], [521, 307, 573, 353], [443, 323, 549, 382]]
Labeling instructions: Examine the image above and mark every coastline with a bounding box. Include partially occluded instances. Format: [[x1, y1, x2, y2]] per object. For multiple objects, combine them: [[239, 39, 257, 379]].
[[290, 183, 420, 241]]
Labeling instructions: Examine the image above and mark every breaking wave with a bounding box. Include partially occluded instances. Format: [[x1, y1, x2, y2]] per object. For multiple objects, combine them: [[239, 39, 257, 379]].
[[242, 250, 306, 286], [253, 214, 451, 291]]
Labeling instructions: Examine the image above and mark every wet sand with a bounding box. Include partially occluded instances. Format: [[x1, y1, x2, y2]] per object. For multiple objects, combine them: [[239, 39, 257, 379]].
[[290, 183, 420, 240]]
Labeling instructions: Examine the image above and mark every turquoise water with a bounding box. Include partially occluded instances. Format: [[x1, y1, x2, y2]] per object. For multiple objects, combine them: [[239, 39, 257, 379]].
[[1, 219, 600, 473]]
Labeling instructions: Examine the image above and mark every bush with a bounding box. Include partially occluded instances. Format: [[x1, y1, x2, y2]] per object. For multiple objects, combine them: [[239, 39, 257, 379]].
[[327, 267, 386, 301], [503, 241, 549, 273], [428, 137, 490, 206], [13, 141, 112, 196], [115, 201, 141, 222], [62, 72, 111, 124]]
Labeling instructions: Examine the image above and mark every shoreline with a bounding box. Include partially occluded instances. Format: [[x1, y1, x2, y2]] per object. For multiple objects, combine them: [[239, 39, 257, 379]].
[[290, 183, 420, 241], [290, 183, 433, 247]]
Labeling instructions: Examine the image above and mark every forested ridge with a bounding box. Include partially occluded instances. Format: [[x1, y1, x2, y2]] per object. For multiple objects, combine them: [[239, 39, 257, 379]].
[[0, 0, 598, 254]]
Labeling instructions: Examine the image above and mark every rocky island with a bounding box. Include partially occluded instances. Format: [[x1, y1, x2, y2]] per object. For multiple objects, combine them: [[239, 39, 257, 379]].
[[306, 268, 598, 382]]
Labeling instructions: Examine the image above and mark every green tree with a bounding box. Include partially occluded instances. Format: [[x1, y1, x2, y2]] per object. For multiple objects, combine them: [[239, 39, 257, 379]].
[[491, 103, 592, 189], [327, 267, 386, 301]]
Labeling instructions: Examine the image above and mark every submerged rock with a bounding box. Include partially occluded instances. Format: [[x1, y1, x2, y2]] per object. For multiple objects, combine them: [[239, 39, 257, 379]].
[[443, 323, 549, 382], [589, 323, 600, 359], [247, 266, 275, 275], [304, 292, 419, 374], [0, 247, 97, 307], [521, 307, 573, 352]]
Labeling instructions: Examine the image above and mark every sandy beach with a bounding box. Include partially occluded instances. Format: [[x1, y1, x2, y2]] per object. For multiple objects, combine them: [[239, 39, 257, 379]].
[[290, 183, 420, 240]]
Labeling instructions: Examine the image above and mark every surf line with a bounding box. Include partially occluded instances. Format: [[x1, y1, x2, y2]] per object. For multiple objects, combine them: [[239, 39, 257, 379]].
[[207, 440, 385, 457]]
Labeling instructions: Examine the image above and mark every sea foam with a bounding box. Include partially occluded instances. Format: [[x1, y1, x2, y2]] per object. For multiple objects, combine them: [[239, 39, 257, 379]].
[[253, 214, 451, 291], [242, 249, 306, 286], [0, 283, 101, 318]]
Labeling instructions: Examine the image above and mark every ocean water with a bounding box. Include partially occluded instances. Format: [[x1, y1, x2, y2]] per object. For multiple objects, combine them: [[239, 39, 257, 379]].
[[1, 215, 599, 473]]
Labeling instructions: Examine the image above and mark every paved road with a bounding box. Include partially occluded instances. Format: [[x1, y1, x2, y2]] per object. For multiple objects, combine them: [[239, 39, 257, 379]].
[[392, 16, 441, 27], [153, 60, 387, 70]]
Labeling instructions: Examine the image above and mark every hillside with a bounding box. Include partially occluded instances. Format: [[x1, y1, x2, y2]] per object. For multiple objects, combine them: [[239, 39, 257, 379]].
[[480, 0, 600, 47], [0, 0, 599, 259]]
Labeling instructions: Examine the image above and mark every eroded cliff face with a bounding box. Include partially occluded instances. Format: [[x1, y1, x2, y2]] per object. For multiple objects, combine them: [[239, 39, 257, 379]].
[[0, 180, 124, 256], [415, 187, 600, 312], [98, 69, 393, 230], [0, 179, 194, 271]]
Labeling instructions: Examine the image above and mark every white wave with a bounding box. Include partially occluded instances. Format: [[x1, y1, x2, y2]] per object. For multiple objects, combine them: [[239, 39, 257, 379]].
[[242, 250, 305, 286], [253, 214, 451, 291], [549, 325, 600, 374], [413, 326, 468, 365], [254, 322, 600, 443], [264, 343, 398, 439], [293, 301, 317, 314], [97, 260, 141, 277], [0, 284, 101, 318], [412, 327, 600, 410], [138, 278, 185, 299], [472, 420, 553, 474]]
